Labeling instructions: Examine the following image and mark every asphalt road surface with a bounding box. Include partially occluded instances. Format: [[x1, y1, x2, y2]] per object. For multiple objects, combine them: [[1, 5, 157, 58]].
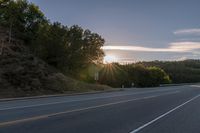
[[0, 85, 200, 133]]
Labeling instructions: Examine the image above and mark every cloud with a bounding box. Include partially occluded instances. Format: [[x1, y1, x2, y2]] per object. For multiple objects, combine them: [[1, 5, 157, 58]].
[[102, 42, 200, 53], [169, 42, 200, 52], [102, 45, 167, 52], [174, 28, 200, 35]]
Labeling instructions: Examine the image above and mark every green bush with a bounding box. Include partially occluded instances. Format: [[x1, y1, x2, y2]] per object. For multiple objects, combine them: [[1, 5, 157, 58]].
[[98, 63, 171, 88]]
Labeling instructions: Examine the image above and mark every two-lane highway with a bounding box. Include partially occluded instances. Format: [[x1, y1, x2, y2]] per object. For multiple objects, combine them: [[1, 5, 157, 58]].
[[0, 85, 200, 133]]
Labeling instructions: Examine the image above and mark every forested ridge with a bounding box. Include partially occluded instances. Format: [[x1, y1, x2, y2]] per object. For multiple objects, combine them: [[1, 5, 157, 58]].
[[139, 60, 200, 84], [97, 60, 200, 88]]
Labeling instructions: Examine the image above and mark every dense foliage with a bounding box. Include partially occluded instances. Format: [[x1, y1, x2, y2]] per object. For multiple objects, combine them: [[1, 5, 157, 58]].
[[0, 0, 45, 42], [0, 0, 104, 76], [2, 0, 197, 89], [138, 60, 200, 84], [99, 59, 200, 88], [31, 22, 104, 75], [98, 63, 171, 87]]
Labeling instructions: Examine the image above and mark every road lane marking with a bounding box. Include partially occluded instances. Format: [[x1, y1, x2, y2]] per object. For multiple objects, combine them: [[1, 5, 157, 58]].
[[0, 89, 181, 111], [0, 91, 179, 127], [129, 94, 200, 133], [190, 85, 200, 88]]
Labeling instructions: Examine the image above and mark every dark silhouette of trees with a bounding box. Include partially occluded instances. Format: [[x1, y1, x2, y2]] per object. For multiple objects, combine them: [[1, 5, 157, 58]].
[[1, 0, 105, 77], [64, 25, 104, 74], [31, 23, 104, 75], [98, 63, 171, 88], [2, 0, 198, 89], [0, 0, 45, 43], [138, 60, 200, 84]]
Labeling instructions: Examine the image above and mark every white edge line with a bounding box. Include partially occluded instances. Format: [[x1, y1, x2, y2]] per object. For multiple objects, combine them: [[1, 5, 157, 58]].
[[0, 89, 180, 111], [129, 94, 200, 133], [190, 85, 200, 88]]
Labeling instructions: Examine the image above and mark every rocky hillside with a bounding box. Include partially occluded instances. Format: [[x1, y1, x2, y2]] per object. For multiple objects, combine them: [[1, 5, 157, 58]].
[[0, 28, 110, 98]]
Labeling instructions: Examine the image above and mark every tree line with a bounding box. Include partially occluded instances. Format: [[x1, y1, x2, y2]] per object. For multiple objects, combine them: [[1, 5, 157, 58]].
[[0, 0, 104, 77], [97, 59, 200, 87], [1, 0, 173, 88], [138, 60, 200, 84], [96, 63, 171, 87]]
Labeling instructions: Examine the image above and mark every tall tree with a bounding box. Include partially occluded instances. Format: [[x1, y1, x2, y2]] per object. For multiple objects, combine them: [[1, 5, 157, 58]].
[[0, 0, 18, 43], [65, 25, 104, 74], [31, 22, 68, 70], [0, 0, 46, 43], [32, 24, 105, 75]]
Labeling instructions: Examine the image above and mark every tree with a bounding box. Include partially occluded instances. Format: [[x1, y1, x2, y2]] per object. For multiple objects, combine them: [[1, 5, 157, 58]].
[[65, 25, 104, 74], [31, 22, 68, 70], [0, 0, 18, 43], [1, 0, 105, 82], [131, 65, 171, 87], [139, 60, 200, 84], [0, 0, 46, 43], [148, 67, 171, 86], [99, 64, 171, 88], [131, 64, 151, 87], [99, 63, 129, 87], [32, 24, 105, 76]]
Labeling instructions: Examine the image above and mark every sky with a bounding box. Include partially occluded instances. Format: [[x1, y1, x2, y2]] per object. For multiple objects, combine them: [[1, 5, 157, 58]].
[[29, 0, 200, 62]]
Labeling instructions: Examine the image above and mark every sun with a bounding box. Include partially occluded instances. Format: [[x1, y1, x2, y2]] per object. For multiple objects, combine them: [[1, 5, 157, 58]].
[[103, 55, 117, 64]]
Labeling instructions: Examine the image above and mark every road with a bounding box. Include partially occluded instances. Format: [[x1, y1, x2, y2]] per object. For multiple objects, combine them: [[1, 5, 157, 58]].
[[0, 85, 200, 133]]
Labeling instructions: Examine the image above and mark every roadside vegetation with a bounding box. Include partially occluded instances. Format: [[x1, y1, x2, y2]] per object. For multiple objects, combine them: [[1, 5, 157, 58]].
[[93, 63, 171, 88], [1, 0, 199, 98], [139, 60, 200, 84], [97, 60, 200, 88]]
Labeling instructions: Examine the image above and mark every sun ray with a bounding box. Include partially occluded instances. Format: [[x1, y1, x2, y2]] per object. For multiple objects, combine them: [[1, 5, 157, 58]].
[[103, 55, 118, 64]]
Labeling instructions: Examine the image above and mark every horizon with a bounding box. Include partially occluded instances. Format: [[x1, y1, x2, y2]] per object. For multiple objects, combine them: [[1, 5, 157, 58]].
[[29, 0, 200, 62], [2, 1, 200, 132]]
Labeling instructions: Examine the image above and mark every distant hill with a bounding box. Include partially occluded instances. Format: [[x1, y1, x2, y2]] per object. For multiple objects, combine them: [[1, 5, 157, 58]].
[[0, 28, 110, 98], [138, 60, 200, 84]]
